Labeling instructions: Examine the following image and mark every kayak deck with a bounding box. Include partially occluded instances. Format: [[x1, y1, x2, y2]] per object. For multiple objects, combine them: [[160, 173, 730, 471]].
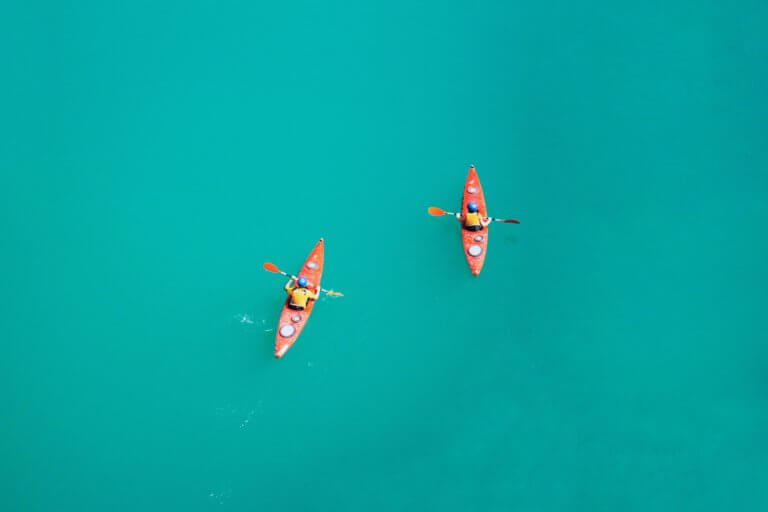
[[461, 165, 488, 276], [274, 238, 324, 358]]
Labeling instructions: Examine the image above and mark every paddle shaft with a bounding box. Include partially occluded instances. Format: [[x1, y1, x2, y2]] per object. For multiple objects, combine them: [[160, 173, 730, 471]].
[[274, 269, 338, 296], [446, 211, 515, 224], [434, 209, 518, 224]]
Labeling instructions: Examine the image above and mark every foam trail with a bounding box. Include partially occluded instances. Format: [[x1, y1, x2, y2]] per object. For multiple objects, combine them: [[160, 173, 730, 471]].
[[235, 314, 254, 324]]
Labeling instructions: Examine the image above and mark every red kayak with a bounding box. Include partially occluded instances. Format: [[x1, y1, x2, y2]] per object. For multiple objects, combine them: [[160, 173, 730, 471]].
[[274, 238, 324, 359], [461, 165, 488, 276]]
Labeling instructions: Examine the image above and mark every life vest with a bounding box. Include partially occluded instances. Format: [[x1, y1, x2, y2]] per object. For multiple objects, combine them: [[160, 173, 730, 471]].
[[290, 287, 312, 308], [465, 211, 481, 227]]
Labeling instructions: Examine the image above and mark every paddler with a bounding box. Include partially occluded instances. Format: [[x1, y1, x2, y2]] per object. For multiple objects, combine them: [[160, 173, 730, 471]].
[[456, 201, 490, 232], [284, 276, 319, 311]]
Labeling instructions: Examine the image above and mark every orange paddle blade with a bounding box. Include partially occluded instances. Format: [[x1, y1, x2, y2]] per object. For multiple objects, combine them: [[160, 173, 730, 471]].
[[428, 206, 446, 216], [263, 262, 280, 273]]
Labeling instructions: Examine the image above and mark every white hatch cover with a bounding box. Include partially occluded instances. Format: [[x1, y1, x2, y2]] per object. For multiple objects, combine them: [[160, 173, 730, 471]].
[[467, 244, 483, 257], [473, 235, 484, 242], [279, 324, 296, 338], [467, 186, 478, 194], [306, 261, 318, 269], [291, 314, 302, 323]]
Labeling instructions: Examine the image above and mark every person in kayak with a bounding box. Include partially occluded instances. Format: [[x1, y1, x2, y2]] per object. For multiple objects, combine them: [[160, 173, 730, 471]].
[[284, 276, 320, 311], [456, 201, 490, 232]]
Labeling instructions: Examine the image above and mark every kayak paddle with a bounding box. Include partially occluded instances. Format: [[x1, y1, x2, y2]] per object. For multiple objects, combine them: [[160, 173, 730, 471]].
[[488, 217, 521, 224], [427, 206, 520, 224], [263, 262, 344, 297], [428, 206, 457, 217]]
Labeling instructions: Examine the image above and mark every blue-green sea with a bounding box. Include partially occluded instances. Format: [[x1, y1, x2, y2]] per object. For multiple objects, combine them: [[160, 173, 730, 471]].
[[2, 1, 768, 510]]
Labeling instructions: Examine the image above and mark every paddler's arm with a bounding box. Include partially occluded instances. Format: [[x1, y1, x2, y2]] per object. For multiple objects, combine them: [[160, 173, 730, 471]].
[[455, 212, 462, 222], [309, 287, 320, 300], [481, 216, 491, 227], [284, 278, 294, 292]]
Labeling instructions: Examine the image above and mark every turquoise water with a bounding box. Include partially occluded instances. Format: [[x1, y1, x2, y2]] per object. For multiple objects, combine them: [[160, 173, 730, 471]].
[[2, 1, 768, 510]]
